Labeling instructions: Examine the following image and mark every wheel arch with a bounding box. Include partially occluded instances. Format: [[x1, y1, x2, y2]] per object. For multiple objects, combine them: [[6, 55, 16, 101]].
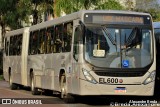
[[8, 67, 11, 81], [59, 69, 65, 85], [29, 68, 33, 78]]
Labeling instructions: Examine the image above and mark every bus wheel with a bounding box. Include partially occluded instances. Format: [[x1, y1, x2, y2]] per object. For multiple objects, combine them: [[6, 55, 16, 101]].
[[60, 74, 75, 103], [44, 89, 53, 96], [9, 73, 18, 90], [30, 73, 40, 95]]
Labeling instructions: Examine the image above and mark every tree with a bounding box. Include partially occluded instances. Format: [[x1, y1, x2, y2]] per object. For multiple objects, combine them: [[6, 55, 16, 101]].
[[0, 0, 9, 39], [148, 8, 160, 21], [0, 0, 31, 28], [55, 0, 124, 17], [31, 0, 54, 24], [96, 0, 124, 10], [135, 0, 158, 10], [0, 0, 31, 48], [134, 0, 160, 21], [0, 0, 31, 74], [11, 0, 31, 28], [124, 0, 135, 10], [55, 0, 80, 16]]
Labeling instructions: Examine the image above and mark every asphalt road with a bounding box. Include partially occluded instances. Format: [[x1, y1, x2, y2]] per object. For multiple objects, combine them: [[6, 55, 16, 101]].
[[0, 80, 160, 107]]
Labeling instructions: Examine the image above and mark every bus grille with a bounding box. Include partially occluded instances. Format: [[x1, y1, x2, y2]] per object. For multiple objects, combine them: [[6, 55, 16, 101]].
[[95, 71, 146, 77]]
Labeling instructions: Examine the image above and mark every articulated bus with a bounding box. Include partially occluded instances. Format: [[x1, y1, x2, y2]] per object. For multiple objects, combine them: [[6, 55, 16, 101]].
[[3, 10, 156, 102]]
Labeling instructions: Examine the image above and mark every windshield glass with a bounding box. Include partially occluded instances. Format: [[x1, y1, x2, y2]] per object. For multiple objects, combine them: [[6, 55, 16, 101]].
[[154, 28, 160, 40], [85, 26, 152, 68]]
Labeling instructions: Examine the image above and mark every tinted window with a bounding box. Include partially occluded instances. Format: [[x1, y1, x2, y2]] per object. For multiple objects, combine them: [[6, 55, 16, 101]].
[[55, 24, 63, 53], [63, 22, 73, 52]]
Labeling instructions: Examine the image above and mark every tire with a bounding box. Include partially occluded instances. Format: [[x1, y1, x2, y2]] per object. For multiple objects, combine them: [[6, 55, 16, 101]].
[[18, 85, 24, 89], [30, 73, 40, 95], [44, 90, 53, 96], [9, 73, 18, 90], [60, 74, 75, 103]]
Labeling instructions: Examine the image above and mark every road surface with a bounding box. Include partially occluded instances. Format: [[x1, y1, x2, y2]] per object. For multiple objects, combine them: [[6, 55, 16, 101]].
[[0, 80, 160, 107]]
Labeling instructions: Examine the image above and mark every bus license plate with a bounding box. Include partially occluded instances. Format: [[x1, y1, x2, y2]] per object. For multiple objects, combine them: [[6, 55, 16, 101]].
[[115, 87, 126, 93]]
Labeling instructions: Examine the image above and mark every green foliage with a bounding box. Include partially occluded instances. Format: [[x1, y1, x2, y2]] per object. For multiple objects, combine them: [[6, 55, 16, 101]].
[[0, 75, 4, 80], [0, 0, 53, 28], [148, 8, 160, 21], [78, 0, 99, 9], [55, 0, 99, 16], [96, 0, 124, 10], [1, 0, 160, 29], [124, 0, 135, 10], [134, 0, 160, 21], [31, 0, 54, 24], [135, 8, 160, 22], [135, 0, 158, 10], [56, 0, 76, 16], [0, 0, 31, 30], [56, 0, 124, 17]]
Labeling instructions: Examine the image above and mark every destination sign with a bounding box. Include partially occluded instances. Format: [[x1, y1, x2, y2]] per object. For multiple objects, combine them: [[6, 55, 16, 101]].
[[84, 13, 151, 25], [102, 15, 143, 24]]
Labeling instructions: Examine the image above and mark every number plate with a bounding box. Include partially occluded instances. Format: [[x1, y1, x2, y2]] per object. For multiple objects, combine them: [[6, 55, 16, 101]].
[[115, 87, 126, 93], [99, 78, 120, 84]]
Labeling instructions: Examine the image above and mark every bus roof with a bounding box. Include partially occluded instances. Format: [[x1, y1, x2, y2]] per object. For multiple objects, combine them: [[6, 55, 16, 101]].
[[153, 22, 160, 28], [29, 10, 151, 32], [5, 10, 151, 34], [5, 27, 29, 37], [80, 10, 150, 15]]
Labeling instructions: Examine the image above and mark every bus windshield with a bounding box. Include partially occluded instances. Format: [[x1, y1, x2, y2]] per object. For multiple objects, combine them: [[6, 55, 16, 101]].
[[154, 28, 160, 41], [85, 26, 152, 68]]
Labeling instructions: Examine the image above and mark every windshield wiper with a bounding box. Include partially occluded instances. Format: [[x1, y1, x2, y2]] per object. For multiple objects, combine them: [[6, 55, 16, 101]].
[[126, 27, 137, 47], [102, 27, 116, 45]]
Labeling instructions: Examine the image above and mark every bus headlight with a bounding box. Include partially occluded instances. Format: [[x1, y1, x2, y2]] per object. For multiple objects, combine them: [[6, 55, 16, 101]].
[[143, 71, 156, 85], [82, 69, 98, 84]]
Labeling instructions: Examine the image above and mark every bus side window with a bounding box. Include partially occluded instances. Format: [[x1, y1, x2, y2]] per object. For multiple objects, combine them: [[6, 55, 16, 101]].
[[13, 36, 18, 55], [9, 37, 12, 55], [73, 26, 82, 61], [46, 27, 54, 54], [50, 26, 55, 53], [39, 29, 46, 54], [63, 22, 73, 52], [31, 31, 39, 54], [17, 34, 22, 55], [29, 32, 32, 55], [55, 24, 63, 53], [14, 35, 18, 55], [5, 38, 9, 56]]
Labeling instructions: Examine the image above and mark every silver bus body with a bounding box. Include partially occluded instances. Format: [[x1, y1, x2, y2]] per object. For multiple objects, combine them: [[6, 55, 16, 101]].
[[3, 10, 156, 97]]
